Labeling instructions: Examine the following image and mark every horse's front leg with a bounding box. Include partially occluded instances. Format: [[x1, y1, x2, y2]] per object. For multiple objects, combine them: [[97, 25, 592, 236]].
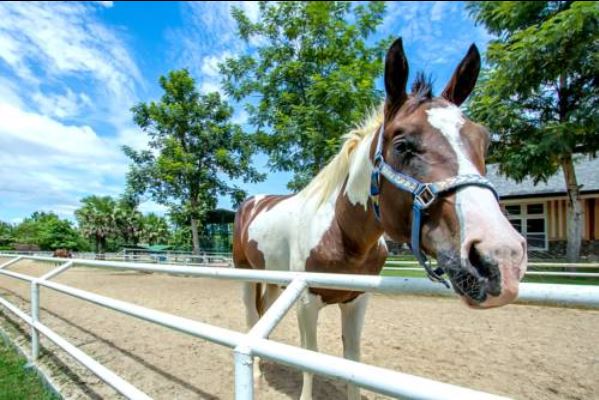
[[297, 291, 322, 400], [339, 293, 370, 400]]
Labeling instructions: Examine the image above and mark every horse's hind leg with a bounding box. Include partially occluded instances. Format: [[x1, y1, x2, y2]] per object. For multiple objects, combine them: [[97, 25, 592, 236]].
[[297, 292, 323, 400], [262, 284, 281, 314], [339, 293, 370, 400], [242, 282, 261, 329]]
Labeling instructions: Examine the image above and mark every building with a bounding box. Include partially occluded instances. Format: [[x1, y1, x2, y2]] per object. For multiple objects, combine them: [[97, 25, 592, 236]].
[[486, 157, 599, 254]]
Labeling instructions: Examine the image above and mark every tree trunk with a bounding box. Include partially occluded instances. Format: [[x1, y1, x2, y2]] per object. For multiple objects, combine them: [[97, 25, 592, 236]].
[[100, 236, 107, 254], [561, 155, 583, 263], [95, 234, 100, 254], [190, 218, 201, 255]]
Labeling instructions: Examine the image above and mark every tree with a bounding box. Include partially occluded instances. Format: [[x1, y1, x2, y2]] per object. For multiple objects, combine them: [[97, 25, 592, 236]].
[[114, 196, 143, 247], [220, 1, 388, 190], [466, 1, 599, 261], [0, 221, 14, 249], [12, 212, 87, 251], [125, 69, 263, 254], [75, 196, 117, 253], [140, 213, 170, 246]]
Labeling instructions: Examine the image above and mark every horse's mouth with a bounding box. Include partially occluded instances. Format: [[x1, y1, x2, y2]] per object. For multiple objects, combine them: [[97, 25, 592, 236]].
[[437, 250, 501, 305]]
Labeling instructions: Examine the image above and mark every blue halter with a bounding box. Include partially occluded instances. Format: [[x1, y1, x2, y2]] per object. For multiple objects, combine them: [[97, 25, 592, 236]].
[[370, 123, 498, 287]]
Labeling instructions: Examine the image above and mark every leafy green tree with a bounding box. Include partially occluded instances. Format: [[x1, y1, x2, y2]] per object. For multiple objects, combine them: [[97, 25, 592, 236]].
[[0, 221, 14, 249], [75, 196, 118, 253], [221, 1, 388, 190], [125, 69, 263, 254], [114, 197, 143, 247], [12, 212, 86, 251], [168, 225, 192, 252], [467, 1, 599, 261], [140, 213, 170, 245]]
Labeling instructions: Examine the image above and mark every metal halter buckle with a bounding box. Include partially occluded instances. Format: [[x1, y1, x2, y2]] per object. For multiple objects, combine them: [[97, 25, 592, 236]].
[[414, 184, 436, 209]]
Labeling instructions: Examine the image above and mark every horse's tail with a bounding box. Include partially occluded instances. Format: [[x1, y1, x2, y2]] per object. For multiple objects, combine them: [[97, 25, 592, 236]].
[[255, 282, 265, 317]]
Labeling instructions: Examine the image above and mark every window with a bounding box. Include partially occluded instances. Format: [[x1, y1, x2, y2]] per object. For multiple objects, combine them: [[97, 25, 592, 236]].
[[505, 203, 547, 250]]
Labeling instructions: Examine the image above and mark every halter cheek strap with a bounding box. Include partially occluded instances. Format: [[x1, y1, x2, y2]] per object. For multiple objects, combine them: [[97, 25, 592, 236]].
[[370, 124, 499, 287]]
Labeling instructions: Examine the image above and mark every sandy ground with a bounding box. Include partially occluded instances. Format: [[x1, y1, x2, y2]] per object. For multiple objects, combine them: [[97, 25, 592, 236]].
[[0, 258, 598, 400]]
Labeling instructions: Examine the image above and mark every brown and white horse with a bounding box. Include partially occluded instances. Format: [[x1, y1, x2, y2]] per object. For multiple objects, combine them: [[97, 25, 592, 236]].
[[233, 38, 527, 400]]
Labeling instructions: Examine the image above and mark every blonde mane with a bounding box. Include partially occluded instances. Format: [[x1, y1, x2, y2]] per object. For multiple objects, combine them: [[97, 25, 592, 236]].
[[299, 106, 383, 206]]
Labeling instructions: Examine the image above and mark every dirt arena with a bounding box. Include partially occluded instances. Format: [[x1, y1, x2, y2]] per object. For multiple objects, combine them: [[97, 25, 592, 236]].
[[0, 258, 598, 400]]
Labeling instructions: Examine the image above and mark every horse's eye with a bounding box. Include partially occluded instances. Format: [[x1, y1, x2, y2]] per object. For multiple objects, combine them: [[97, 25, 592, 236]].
[[394, 140, 412, 154]]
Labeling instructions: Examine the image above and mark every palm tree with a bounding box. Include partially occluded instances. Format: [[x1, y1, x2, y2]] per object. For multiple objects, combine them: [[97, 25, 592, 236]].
[[75, 196, 117, 253], [114, 199, 143, 247], [141, 213, 169, 246]]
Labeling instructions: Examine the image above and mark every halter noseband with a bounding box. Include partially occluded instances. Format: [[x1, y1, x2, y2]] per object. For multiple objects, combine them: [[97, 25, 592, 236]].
[[370, 123, 498, 287]]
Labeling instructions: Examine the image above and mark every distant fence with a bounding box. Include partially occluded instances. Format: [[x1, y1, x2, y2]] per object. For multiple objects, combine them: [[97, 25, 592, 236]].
[[0, 249, 233, 267]]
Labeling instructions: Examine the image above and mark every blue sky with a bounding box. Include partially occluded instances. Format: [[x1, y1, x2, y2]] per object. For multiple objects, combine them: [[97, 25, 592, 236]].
[[0, 1, 491, 223]]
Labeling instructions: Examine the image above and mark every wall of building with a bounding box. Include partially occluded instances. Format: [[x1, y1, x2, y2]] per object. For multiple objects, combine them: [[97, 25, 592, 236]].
[[545, 196, 599, 241], [501, 194, 599, 253]]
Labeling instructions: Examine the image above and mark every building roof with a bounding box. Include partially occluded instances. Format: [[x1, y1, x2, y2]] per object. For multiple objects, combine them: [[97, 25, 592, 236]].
[[486, 157, 599, 199]]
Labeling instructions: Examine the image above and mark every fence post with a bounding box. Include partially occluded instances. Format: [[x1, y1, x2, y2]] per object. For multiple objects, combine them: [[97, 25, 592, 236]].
[[234, 345, 254, 400], [30, 279, 40, 361]]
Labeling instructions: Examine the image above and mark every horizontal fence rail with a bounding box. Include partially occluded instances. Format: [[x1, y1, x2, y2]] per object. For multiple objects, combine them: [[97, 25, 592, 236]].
[[383, 266, 599, 278], [384, 260, 599, 280], [0, 254, 598, 400]]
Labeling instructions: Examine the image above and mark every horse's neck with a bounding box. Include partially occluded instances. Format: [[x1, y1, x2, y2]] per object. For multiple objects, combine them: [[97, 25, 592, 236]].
[[334, 191, 384, 255], [334, 131, 384, 255]]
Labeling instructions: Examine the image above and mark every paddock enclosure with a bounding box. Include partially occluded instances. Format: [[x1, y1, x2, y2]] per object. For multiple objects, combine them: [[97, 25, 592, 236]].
[[0, 257, 598, 399]]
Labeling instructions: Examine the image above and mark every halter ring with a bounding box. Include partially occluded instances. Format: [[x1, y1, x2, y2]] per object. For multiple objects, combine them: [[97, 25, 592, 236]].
[[414, 184, 436, 209]]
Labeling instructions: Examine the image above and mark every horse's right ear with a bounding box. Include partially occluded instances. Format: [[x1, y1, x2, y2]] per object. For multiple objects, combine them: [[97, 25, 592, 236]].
[[384, 38, 409, 107]]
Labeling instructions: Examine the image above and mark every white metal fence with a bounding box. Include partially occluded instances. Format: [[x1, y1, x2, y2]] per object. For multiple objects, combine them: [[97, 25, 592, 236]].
[[0, 250, 233, 266], [384, 260, 599, 278], [0, 254, 599, 400]]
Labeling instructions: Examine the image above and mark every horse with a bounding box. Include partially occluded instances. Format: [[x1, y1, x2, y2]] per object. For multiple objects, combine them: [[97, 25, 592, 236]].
[[52, 248, 72, 258], [233, 37, 527, 400]]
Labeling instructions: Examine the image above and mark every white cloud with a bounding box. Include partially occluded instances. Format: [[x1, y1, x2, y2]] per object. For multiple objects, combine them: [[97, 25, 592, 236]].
[[0, 77, 24, 109], [201, 51, 231, 78], [382, 1, 492, 82], [168, 2, 262, 101], [95, 1, 113, 8], [238, 1, 260, 23], [116, 127, 151, 152], [138, 201, 169, 216], [32, 89, 91, 119], [0, 2, 142, 125], [0, 101, 113, 158], [0, 2, 147, 221], [430, 1, 446, 22], [200, 81, 228, 99], [0, 97, 129, 217]]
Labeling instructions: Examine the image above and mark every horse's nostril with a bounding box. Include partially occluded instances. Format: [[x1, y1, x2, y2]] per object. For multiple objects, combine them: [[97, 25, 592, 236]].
[[468, 243, 486, 278], [467, 243, 502, 297]]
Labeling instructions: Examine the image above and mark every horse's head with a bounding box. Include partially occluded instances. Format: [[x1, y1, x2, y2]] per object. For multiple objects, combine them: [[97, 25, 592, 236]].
[[376, 38, 527, 308]]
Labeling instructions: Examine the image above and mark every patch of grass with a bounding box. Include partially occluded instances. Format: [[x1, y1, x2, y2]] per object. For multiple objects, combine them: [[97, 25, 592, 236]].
[[0, 341, 59, 400]]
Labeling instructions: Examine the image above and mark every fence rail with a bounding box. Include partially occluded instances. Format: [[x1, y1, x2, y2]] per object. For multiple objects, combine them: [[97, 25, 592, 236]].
[[384, 260, 599, 278], [0, 254, 598, 399]]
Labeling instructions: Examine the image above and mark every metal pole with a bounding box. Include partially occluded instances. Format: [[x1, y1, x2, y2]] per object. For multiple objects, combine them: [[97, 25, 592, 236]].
[[40, 260, 73, 281], [234, 345, 254, 400], [30, 280, 40, 361], [0, 255, 22, 269], [248, 279, 307, 339], [233, 279, 307, 400]]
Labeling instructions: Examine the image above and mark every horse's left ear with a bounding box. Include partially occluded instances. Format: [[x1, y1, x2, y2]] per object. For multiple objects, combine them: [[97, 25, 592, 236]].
[[442, 44, 481, 106]]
